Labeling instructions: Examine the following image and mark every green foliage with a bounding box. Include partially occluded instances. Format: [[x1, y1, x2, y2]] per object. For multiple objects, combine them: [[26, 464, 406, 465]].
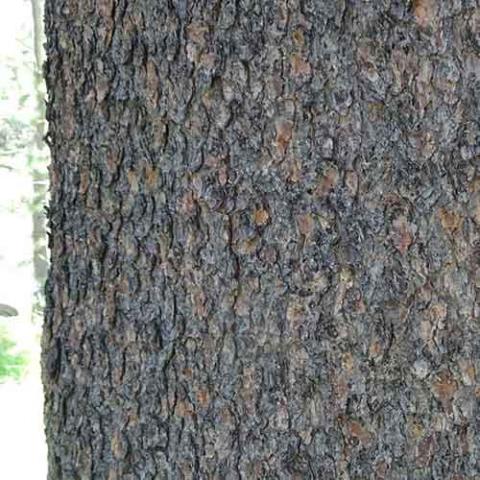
[[0, 325, 28, 382]]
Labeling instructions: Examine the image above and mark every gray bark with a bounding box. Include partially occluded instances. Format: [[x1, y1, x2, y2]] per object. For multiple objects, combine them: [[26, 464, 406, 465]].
[[43, 1, 480, 479]]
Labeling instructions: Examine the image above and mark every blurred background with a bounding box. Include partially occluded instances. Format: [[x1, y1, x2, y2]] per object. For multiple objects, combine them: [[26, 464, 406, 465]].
[[0, 0, 48, 477]]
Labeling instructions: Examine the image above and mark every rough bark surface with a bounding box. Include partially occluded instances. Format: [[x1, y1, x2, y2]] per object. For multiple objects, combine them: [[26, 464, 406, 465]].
[[43, 1, 480, 479]]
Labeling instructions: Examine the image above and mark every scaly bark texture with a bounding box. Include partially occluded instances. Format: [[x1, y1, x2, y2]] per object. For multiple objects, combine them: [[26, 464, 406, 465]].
[[43, 1, 480, 478]]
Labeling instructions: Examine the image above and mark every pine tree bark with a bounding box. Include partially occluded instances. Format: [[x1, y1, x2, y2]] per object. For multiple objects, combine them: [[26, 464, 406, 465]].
[[43, 1, 480, 479]]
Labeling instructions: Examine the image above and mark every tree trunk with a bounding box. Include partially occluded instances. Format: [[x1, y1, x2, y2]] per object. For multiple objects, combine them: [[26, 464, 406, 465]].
[[30, 0, 49, 321], [42, 1, 480, 478]]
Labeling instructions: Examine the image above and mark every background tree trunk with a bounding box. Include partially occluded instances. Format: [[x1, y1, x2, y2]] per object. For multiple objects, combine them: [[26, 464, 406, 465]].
[[30, 0, 49, 321], [42, 1, 480, 478]]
